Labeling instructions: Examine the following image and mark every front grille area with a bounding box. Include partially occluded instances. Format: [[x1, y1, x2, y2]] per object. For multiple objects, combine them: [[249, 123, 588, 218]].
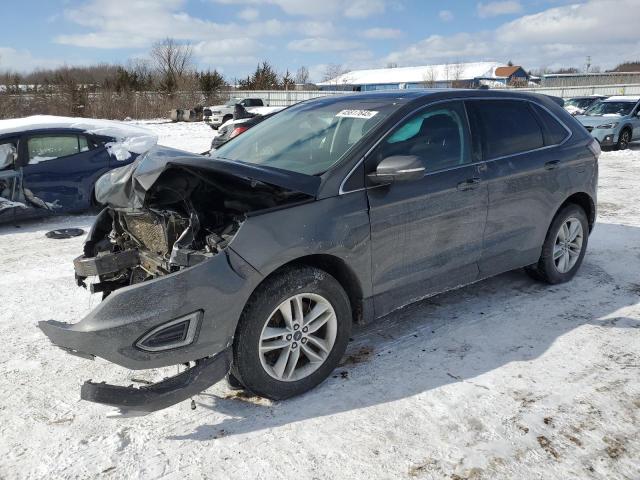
[[122, 211, 188, 256]]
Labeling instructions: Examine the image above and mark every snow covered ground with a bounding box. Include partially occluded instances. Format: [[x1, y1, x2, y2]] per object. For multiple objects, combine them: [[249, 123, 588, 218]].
[[0, 121, 639, 480]]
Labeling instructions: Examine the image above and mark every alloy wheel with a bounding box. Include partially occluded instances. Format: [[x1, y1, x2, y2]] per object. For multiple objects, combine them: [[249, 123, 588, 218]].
[[619, 130, 630, 150], [553, 217, 584, 274], [258, 293, 338, 382]]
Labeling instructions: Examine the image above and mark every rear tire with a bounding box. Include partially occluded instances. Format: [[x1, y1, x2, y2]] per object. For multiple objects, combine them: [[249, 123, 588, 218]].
[[525, 204, 589, 284], [616, 128, 631, 150], [231, 266, 352, 400]]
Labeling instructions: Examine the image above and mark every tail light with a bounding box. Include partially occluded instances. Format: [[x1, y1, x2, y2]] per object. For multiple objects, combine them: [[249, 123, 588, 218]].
[[229, 126, 249, 139], [587, 138, 601, 159]]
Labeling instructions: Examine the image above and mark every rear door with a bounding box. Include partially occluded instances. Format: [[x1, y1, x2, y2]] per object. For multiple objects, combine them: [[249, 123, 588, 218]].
[[20, 132, 110, 211], [467, 99, 571, 277], [366, 101, 488, 317]]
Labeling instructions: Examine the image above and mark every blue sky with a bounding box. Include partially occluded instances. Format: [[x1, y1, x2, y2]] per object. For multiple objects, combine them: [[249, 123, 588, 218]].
[[1, 0, 638, 81]]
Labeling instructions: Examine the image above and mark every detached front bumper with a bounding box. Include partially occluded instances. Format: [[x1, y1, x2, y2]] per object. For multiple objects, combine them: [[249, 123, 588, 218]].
[[81, 349, 231, 416], [38, 247, 261, 412]]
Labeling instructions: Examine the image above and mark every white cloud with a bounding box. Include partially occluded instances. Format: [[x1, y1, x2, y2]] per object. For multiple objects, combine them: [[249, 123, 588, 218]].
[[53, 0, 342, 66], [386, 0, 640, 70], [385, 33, 491, 65], [288, 37, 362, 52], [360, 27, 402, 39], [439, 10, 454, 22], [193, 38, 261, 67], [238, 7, 260, 21], [0, 47, 67, 72], [213, 0, 387, 18], [297, 21, 336, 37], [477, 1, 522, 18], [344, 0, 386, 18]]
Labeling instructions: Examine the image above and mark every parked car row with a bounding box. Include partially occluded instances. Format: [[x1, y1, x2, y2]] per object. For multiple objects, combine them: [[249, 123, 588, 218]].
[[563, 95, 608, 116], [575, 95, 640, 150], [38, 90, 600, 415]]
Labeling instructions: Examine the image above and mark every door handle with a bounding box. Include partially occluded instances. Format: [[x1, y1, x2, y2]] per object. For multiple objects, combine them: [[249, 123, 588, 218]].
[[457, 177, 481, 191], [545, 160, 560, 170]]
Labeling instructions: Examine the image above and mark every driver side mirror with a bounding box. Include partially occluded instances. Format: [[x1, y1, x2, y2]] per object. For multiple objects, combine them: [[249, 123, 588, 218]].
[[367, 155, 425, 185]]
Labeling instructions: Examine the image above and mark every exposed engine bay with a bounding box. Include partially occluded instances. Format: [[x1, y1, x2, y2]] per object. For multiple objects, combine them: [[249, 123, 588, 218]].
[[75, 164, 312, 297]]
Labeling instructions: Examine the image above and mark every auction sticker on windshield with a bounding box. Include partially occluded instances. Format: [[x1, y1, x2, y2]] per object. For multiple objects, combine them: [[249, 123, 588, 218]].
[[336, 110, 378, 119]]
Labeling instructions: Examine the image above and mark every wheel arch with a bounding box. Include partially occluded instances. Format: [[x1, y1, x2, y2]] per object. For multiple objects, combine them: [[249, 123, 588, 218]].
[[556, 192, 595, 232], [249, 254, 366, 325]]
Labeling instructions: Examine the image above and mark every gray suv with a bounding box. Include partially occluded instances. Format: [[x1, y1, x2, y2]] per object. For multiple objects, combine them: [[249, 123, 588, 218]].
[[40, 90, 599, 415]]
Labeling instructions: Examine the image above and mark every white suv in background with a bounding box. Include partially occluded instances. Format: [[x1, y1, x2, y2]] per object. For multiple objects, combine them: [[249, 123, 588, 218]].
[[203, 98, 266, 129]]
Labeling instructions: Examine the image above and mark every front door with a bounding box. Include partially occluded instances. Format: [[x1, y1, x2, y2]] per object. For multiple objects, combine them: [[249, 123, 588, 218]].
[[366, 101, 488, 317], [20, 133, 110, 211]]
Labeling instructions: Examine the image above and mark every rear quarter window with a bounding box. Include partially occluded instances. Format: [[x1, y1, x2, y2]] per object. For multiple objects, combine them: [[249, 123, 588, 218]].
[[467, 100, 544, 159], [530, 104, 569, 146]]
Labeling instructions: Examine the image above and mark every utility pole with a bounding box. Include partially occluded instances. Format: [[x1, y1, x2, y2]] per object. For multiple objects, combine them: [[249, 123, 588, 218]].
[[585, 56, 592, 73]]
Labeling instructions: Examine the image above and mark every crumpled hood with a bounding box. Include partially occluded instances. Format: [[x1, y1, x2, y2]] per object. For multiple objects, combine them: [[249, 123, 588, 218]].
[[94, 145, 320, 209], [576, 115, 623, 127]]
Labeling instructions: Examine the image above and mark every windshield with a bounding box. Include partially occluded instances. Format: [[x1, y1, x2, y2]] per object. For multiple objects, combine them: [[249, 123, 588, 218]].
[[584, 101, 636, 116], [214, 97, 401, 175], [566, 98, 599, 109]]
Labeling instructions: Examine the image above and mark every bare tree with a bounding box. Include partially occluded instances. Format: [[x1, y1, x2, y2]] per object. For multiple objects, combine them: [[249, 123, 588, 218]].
[[422, 65, 437, 88], [450, 62, 466, 88], [323, 64, 350, 88], [295, 66, 309, 85], [150, 38, 194, 94]]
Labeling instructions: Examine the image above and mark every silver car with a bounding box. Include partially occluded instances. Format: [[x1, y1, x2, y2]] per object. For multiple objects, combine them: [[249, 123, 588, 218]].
[[576, 96, 640, 149]]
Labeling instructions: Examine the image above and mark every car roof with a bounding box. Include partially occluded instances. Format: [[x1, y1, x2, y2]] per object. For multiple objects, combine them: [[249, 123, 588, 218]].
[[0, 127, 88, 140], [569, 95, 607, 99], [309, 90, 572, 115], [308, 88, 563, 105], [602, 96, 640, 102]]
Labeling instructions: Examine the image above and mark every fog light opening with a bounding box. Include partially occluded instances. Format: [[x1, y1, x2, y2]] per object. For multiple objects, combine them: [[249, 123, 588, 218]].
[[136, 311, 202, 352]]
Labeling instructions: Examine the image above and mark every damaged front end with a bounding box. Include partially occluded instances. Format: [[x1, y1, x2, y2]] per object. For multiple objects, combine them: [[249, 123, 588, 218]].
[[39, 147, 318, 415]]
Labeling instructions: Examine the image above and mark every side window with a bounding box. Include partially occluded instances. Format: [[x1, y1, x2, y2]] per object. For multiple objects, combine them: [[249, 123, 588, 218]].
[[374, 101, 471, 173], [0, 140, 18, 169], [79, 135, 91, 152], [530, 104, 569, 146], [27, 136, 81, 164], [467, 100, 544, 159]]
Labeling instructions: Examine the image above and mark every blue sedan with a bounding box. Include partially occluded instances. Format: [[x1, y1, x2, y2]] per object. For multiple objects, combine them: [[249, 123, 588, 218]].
[[0, 125, 144, 223]]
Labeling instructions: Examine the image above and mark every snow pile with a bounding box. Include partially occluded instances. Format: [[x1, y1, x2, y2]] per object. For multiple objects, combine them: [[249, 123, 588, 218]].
[[246, 106, 285, 116], [0, 196, 26, 212], [0, 116, 158, 161]]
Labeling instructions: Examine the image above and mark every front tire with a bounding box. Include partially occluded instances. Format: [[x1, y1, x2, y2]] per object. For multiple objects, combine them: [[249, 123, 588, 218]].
[[616, 128, 631, 150], [526, 204, 589, 284], [231, 266, 352, 400]]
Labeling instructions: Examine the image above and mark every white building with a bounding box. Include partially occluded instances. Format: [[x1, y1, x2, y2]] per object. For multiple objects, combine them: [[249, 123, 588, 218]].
[[317, 62, 530, 91]]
